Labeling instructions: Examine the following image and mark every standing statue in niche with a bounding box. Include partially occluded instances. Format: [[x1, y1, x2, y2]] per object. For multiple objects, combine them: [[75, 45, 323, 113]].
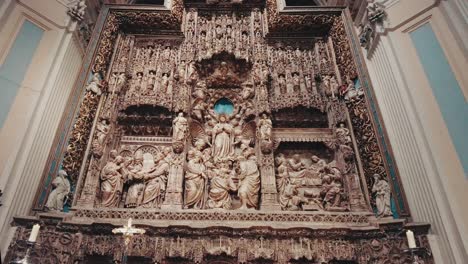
[[372, 173, 392, 217], [336, 123, 351, 144], [100, 151, 126, 207], [92, 119, 110, 157], [141, 152, 169, 208], [258, 113, 273, 153], [45, 170, 70, 211], [86, 73, 103, 95], [114, 73, 126, 95], [184, 150, 208, 209], [212, 114, 235, 163], [173, 113, 188, 141], [237, 149, 260, 210]]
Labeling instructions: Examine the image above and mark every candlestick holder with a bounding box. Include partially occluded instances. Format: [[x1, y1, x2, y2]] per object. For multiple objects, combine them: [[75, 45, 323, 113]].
[[10, 241, 36, 264], [403, 247, 432, 264]]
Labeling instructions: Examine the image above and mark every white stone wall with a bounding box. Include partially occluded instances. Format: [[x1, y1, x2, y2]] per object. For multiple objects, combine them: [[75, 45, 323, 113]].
[[363, 0, 468, 263], [0, 0, 83, 256]]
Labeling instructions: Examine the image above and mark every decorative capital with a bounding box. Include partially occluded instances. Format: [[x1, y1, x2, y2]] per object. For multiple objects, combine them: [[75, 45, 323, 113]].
[[68, 0, 87, 22]]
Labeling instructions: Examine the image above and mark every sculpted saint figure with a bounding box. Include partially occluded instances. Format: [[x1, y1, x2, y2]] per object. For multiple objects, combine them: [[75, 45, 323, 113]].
[[237, 149, 261, 210], [372, 173, 392, 217], [173, 113, 188, 141], [86, 73, 103, 95], [258, 113, 272, 142], [133, 72, 143, 93], [184, 150, 208, 209], [336, 123, 351, 144], [275, 154, 289, 195], [95, 119, 110, 146], [329, 76, 339, 98], [212, 114, 235, 162], [208, 162, 237, 209], [177, 60, 186, 82], [141, 152, 169, 208], [125, 151, 145, 208], [100, 152, 126, 207], [146, 71, 156, 92], [292, 72, 301, 93], [241, 81, 255, 100], [278, 74, 286, 94], [160, 73, 169, 93], [320, 168, 344, 210], [112, 72, 126, 95], [46, 170, 70, 211]]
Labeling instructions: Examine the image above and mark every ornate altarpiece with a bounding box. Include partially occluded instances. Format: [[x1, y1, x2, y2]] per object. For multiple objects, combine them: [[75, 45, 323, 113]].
[[6, 1, 433, 263]]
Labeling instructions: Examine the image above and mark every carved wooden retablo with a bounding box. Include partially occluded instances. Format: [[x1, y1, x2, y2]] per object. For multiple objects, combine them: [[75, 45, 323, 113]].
[[7, 1, 432, 264]]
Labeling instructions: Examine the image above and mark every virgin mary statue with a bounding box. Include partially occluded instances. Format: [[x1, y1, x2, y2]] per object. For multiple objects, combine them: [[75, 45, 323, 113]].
[[212, 114, 234, 162]]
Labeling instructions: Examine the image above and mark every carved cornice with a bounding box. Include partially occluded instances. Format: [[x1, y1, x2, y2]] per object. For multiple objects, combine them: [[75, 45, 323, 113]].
[[6, 216, 433, 264], [273, 128, 334, 143], [266, 0, 342, 35]]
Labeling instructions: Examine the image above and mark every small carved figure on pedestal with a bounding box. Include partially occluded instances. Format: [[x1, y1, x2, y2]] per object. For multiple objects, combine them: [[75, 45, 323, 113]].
[[372, 173, 392, 218], [114, 73, 126, 95], [145, 70, 156, 94], [133, 72, 144, 94], [172, 113, 188, 153], [336, 123, 352, 145], [292, 72, 301, 93], [86, 73, 103, 95], [92, 119, 110, 157], [340, 76, 364, 101], [258, 113, 273, 154], [160, 73, 170, 93], [45, 170, 70, 212], [277, 74, 286, 94], [176, 60, 186, 82]]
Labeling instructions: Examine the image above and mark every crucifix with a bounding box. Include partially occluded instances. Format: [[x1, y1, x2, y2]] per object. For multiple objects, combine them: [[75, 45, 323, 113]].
[[112, 218, 146, 264]]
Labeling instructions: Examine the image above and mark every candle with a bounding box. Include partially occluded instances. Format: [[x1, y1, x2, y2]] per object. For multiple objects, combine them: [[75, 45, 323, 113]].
[[406, 230, 417, 249], [128, 218, 132, 227], [28, 224, 40, 242]]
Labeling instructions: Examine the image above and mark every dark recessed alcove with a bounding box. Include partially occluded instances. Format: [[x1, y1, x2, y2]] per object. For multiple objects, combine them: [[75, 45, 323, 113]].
[[133, 0, 165, 4], [286, 0, 318, 6]]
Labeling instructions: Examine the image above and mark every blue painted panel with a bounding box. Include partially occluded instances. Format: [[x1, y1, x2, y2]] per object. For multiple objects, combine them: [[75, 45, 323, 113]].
[[214, 98, 234, 115], [410, 23, 468, 176], [0, 20, 44, 127]]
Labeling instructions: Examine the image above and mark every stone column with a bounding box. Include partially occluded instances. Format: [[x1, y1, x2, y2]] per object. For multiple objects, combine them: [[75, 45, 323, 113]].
[[259, 154, 281, 211], [162, 152, 185, 209]]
